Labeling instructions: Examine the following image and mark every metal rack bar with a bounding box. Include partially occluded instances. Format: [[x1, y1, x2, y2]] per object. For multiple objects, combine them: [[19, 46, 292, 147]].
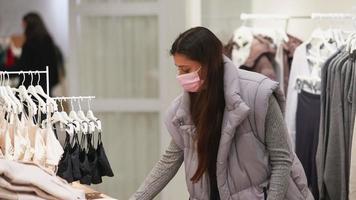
[[52, 96, 96, 101], [311, 13, 356, 19], [240, 13, 356, 20], [240, 13, 310, 20], [0, 66, 50, 96]]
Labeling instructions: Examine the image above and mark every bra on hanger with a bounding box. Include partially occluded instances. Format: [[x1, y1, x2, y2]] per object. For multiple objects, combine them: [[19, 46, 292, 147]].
[[96, 131, 114, 177]]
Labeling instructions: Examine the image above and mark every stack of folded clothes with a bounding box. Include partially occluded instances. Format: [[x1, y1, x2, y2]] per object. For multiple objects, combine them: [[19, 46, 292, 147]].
[[0, 159, 86, 200]]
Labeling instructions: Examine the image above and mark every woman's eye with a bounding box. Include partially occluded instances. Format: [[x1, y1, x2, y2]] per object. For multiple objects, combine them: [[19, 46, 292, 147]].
[[183, 69, 190, 73]]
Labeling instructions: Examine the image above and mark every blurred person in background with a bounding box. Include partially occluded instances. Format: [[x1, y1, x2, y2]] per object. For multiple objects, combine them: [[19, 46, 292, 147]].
[[18, 12, 65, 96]]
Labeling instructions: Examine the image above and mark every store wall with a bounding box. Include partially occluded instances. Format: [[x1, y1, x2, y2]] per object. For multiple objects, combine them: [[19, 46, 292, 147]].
[[0, 0, 68, 57], [202, 0, 251, 43]]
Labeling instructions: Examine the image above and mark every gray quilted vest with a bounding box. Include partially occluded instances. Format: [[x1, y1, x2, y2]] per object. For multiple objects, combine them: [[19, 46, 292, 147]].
[[164, 56, 314, 200]]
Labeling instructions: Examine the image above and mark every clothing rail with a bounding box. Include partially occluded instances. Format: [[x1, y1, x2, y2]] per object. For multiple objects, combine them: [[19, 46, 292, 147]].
[[240, 13, 356, 32], [240, 13, 310, 20], [0, 66, 50, 96], [240, 13, 356, 20], [53, 96, 96, 111], [311, 13, 356, 20], [52, 96, 96, 101]]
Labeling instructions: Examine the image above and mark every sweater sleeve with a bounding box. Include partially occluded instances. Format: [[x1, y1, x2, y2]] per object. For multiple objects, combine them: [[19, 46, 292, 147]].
[[130, 140, 184, 200], [265, 95, 293, 200]]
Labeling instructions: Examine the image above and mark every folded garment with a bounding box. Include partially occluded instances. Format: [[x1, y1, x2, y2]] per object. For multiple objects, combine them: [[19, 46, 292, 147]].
[[0, 176, 57, 200], [0, 187, 46, 200], [0, 159, 85, 200]]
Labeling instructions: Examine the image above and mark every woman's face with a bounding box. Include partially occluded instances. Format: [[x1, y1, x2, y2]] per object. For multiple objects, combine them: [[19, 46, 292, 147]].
[[173, 53, 205, 78]]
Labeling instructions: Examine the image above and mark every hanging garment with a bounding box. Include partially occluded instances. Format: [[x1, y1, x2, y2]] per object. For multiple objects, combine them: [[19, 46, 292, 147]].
[[285, 43, 312, 148], [316, 46, 356, 200], [224, 31, 302, 95], [57, 131, 82, 183], [282, 34, 303, 95], [285, 43, 340, 148], [44, 127, 64, 168], [32, 126, 46, 166], [79, 134, 92, 185], [71, 133, 82, 182], [238, 35, 279, 81], [18, 117, 35, 162], [350, 116, 356, 199], [97, 131, 114, 177], [57, 133, 74, 183], [13, 122, 28, 161], [318, 50, 347, 199], [3, 123, 14, 160], [87, 133, 102, 184], [295, 90, 320, 199]]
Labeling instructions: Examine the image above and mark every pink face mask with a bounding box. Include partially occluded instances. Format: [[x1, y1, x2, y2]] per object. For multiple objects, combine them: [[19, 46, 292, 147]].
[[176, 67, 203, 92]]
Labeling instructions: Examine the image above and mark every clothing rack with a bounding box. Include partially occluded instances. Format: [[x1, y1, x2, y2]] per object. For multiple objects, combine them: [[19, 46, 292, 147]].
[[52, 96, 96, 110], [311, 13, 356, 20], [240, 13, 356, 20], [0, 66, 50, 96], [52, 96, 96, 101], [240, 13, 310, 20], [240, 12, 356, 33]]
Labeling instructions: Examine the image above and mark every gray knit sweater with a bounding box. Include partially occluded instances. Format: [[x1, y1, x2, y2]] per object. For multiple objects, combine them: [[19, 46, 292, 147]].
[[131, 96, 291, 200]]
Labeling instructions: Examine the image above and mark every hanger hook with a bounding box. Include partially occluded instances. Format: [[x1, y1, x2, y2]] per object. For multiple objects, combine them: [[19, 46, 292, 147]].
[[60, 99, 64, 112], [30, 71, 34, 86], [70, 98, 74, 111], [21, 71, 25, 85], [1, 72, 4, 86], [78, 98, 82, 111], [36, 70, 40, 85], [0, 72, 3, 86], [87, 98, 91, 111], [6, 72, 10, 86]]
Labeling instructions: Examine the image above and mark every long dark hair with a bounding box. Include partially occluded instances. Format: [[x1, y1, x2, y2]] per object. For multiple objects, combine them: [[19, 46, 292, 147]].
[[170, 27, 225, 182], [23, 12, 52, 41]]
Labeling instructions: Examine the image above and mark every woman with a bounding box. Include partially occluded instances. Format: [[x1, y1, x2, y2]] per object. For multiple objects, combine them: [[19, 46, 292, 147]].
[[19, 12, 64, 96], [131, 27, 313, 200]]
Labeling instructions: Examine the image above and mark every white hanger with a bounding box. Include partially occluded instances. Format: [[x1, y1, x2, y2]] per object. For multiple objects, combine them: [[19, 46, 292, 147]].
[[27, 73, 47, 113], [58, 99, 74, 137], [350, 33, 356, 53], [346, 32, 356, 53], [69, 100, 81, 133], [0, 73, 13, 113], [86, 98, 97, 120], [69, 99, 87, 134], [76, 98, 90, 133], [34, 71, 57, 113], [346, 32, 354, 52], [4, 73, 22, 114], [232, 26, 254, 66], [17, 72, 38, 115], [4, 73, 20, 114], [51, 110, 68, 126], [86, 98, 101, 132], [77, 98, 90, 122], [59, 99, 73, 122]]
